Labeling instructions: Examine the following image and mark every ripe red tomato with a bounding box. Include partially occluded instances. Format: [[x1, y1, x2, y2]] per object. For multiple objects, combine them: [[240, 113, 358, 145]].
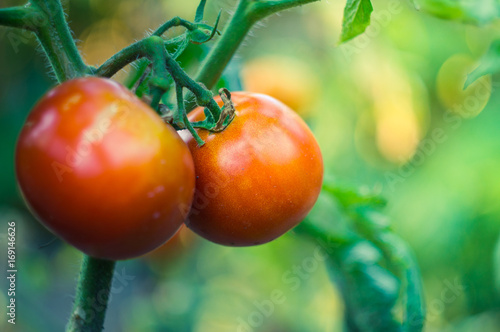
[[183, 92, 323, 246], [16, 77, 195, 260]]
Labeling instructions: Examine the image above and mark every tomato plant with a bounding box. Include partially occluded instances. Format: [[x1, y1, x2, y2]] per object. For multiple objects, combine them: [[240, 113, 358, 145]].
[[0, 0, 440, 330], [16, 77, 195, 260], [184, 92, 323, 246]]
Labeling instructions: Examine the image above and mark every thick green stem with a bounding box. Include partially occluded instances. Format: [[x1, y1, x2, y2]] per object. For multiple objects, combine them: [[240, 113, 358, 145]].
[[66, 256, 116, 332], [194, 3, 252, 89], [29, 0, 90, 81], [0, 6, 38, 30], [194, 0, 320, 90]]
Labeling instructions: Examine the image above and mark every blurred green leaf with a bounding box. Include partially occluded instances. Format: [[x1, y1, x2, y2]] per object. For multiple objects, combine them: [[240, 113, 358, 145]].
[[414, 0, 500, 25], [494, 233, 500, 295], [339, 0, 373, 44], [326, 244, 401, 332], [299, 184, 426, 331], [323, 184, 387, 210], [194, 0, 207, 23], [465, 39, 500, 88]]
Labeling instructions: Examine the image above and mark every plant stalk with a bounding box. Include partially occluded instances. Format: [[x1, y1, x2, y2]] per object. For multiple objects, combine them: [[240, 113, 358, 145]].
[[66, 256, 116, 332], [194, 3, 252, 89], [194, 0, 319, 90], [30, 0, 90, 81], [0, 6, 38, 30]]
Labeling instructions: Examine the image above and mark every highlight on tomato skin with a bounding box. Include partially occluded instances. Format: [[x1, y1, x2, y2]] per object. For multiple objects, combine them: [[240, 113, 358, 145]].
[[15, 77, 196, 260], [183, 92, 324, 247]]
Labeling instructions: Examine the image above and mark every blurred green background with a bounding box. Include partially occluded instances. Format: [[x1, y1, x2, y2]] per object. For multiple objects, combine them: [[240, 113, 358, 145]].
[[1, 0, 500, 331]]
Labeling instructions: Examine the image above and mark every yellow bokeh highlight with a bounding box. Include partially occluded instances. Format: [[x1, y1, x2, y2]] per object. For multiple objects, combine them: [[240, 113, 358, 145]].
[[355, 52, 427, 165], [437, 54, 492, 118], [241, 56, 321, 117], [80, 19, 133, 82]]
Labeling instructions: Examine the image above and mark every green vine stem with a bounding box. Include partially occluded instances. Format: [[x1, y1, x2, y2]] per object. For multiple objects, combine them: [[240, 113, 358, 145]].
[[0, 1, 91, 81], [95, 36, 222, 122], [194, 0, 320, 90], [66, 256, 116, 332], [0, 6, 38, 30], [152, 16, 196, 37], [30, 0, 91, 81]]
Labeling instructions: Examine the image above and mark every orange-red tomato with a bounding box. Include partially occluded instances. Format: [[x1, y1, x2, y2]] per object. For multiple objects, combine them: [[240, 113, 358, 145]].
[[16, 77, 195, 260], [183, 92, 323, 246]]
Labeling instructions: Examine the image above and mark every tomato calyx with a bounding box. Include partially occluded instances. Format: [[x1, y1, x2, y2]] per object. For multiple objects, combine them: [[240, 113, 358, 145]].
[[188, 12, 222, 45], [163, 88, 236, 140], [211, 88, 236, 132], [189, 88, 236, 132]]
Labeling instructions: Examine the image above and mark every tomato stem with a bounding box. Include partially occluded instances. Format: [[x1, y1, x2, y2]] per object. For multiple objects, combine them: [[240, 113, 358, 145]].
[[0, 6, 38, 30], [193, 0, 320, 91], [30, 0, 91, 81], [0, 1, 91, 81], [95, 35, 222, 138], [152, 16, 196, 37], [0, 2, 87, 80], [177, 85, 206, 146], [66, 255, 116, 332]]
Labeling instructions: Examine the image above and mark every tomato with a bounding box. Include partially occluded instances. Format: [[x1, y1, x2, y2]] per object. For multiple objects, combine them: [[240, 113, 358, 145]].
[[183, 92, 323, 246], [15, 77, 195, 260]]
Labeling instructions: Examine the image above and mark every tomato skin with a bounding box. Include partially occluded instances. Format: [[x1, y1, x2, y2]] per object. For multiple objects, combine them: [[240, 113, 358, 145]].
[[184, 92, 323, 246], [16, 77, 195, 260]]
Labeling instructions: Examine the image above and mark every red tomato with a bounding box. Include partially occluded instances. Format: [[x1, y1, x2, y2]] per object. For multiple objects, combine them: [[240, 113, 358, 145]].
[[16, 77, 195, 260], [183, 92, 323, 246]]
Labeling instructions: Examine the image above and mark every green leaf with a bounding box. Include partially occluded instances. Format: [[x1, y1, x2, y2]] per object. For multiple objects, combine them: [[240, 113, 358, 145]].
[[339, 0, 373, 44], [464, 40, 500, 88], [298, 185, 426, 331], [381, 234, 426, 332], [325, 242, 402, 331], [322, 184, 387, 210], [413, 0, 500, 25], [494, 233, 500, 294], [194, 0, 207, 23]]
